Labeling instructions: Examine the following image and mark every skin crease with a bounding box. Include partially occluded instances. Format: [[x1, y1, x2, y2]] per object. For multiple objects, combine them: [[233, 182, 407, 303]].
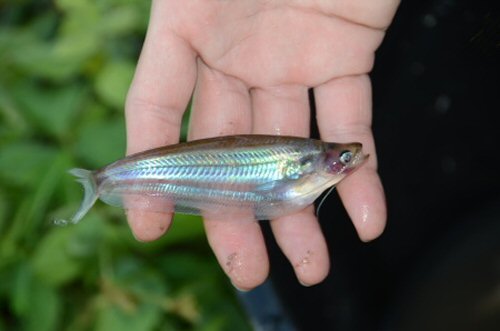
[[125, 0, 400, 290]]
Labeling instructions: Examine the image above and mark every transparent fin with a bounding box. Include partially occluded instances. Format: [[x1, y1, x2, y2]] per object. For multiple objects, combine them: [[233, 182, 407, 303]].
[[96, 180, 332, 221], [100, 191, 257, 220], [101, 192, 177, 214], [62, 168, 99, 224]]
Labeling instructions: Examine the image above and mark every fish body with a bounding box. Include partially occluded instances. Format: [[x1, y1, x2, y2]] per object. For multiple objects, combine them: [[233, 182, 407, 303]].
[[68, 135, 366, 223]]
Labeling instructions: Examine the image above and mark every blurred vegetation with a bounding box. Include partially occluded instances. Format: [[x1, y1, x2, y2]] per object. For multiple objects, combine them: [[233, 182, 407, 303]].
[[0, 1, 251, 330]]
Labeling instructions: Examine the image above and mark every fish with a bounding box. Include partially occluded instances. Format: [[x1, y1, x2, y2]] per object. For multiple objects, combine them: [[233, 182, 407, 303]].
[[64, 134, 367, 224]]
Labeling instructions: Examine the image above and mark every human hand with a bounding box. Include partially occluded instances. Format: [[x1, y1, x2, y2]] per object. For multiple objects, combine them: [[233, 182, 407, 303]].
[[125, 0, 399, 290]]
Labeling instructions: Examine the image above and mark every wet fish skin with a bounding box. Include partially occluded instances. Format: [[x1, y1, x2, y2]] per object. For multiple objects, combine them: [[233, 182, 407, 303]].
[[67, 135, 366, 224]]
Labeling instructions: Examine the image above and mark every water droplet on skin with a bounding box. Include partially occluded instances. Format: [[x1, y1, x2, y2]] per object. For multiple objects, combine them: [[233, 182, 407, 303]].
[[298, 254, 311, 267], [361, 205, 370, 224], [295, 250, 313, 268]]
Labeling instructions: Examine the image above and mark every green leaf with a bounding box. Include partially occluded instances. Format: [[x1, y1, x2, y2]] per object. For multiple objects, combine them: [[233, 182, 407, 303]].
[[98, 6, 143, 36], [111, 256, 168, 299], [24, 279, 61, 331], [103, 215, 206, 255], [0, 199, 31, 260], [10, 81, 86, 139], [159, 253, 214, 284], [1, 152, 67, 253], [32, 212, 105, 286], [23, 153, 68, 238], [96, 303, 161, 331], [0, 141, 58, 187], [165, 214, 205, 246], [198, 317, 227, 331], [55, 0, 92, 12], [6, 1, 102, 81], [11, 263, 32, 316], [10, 264, 61, 331], [11, 38, 96, 81], [0, 190, 7, 234], [75, 117, 126, 167], [32, 228, 83, 286], [0, 85, 30, 136], [94, 61, 135, 109]]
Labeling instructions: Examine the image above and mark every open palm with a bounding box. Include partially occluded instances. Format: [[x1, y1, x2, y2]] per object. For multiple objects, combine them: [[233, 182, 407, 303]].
[[125, 0, 399, 290]]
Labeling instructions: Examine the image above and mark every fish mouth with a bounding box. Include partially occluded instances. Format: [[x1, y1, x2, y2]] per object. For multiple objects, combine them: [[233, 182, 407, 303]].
[[350, 151, 369, 168]]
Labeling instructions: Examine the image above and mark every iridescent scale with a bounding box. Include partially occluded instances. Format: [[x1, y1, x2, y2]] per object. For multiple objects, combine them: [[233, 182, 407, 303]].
[[94, 136, 322, 218]]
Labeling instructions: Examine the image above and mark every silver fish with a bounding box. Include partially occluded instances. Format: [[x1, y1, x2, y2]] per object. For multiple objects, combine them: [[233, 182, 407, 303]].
[[66, 135, 367, 224]]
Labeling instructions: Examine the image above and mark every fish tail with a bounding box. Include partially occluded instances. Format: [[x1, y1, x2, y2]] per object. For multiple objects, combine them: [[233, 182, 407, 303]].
[[68, 168, 99, 224]]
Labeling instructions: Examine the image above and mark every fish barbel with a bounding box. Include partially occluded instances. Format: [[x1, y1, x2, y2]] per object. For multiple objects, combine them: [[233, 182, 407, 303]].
[[66, 135, 367, 224]]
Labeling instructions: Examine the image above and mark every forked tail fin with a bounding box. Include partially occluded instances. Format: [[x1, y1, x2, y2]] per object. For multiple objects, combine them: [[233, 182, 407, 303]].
[[66, 168, 99, 224]]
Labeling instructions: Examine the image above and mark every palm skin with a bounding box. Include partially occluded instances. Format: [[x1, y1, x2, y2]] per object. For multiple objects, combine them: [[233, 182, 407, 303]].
[[125, 0, 399, 290]]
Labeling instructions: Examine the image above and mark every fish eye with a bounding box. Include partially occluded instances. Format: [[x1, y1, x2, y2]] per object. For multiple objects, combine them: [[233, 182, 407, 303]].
[[339, 150, 353, 165]]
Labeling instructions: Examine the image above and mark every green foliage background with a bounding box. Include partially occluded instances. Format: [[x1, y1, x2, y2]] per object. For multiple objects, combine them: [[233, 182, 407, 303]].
[[0, 1, 251, 330]]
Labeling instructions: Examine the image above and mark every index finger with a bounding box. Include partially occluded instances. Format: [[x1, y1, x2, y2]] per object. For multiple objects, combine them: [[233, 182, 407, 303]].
[[124, 1, 197, 241]]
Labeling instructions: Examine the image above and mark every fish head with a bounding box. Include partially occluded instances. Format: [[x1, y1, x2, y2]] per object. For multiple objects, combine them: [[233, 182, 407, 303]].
[[280, 141, 368, 204], [321, 142, 367, 177]]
